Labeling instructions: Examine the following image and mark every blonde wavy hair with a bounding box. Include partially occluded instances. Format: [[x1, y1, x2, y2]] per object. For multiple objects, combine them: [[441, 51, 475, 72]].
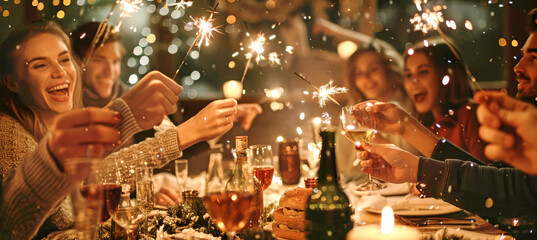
[[0, 21, 83, 140]]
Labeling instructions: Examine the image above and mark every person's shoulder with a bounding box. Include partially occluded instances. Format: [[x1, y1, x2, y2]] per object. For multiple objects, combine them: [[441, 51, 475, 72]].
[[0, 113, 25, 130]]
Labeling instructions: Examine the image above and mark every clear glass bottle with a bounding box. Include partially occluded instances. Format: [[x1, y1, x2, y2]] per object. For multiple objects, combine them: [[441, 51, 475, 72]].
[[225, 136, 263, 229], [305, 127, 353, 239]]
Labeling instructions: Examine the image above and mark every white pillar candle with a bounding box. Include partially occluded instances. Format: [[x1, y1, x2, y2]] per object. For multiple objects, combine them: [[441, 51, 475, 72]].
[[223, 80, 243, 99]]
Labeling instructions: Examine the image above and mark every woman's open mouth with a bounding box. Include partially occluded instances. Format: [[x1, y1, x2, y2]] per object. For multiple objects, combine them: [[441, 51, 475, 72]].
[[46, 83, 70, 99], [413, 92, 427, 103]]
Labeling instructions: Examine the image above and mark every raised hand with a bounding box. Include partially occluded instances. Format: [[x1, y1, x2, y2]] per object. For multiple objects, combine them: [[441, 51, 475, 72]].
[[358, 143, 419, 183], [176, 98, 238, 150], [236, 103, 263, 131], [47, 107, 122, 181], [353, 101, 410, 135], [121, 71, 182, 130], [475, 91, 537, 175]]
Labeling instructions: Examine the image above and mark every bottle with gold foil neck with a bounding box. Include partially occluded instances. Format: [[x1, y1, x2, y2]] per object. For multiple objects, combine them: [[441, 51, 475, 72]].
[[225, 136, 263, 229], [305, 127, 353, 239]]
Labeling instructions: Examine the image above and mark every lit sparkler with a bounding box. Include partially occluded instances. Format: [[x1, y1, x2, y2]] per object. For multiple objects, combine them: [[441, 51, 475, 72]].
[[294, 72, 347, 108], [410, 0, 486, 96], [172, 3, 220, 81], [165, 0, 193, 9], [82, 0, 143, 68], [240, 33, 266, 84]]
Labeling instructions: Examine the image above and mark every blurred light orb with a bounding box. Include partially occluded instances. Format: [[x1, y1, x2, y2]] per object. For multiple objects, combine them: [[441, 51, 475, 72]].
[[184, 22, 194, 31], [127, 58, 137, 67], [498, 38, 507, 47], [511, 39, 518, 47], [140, 56, 150, 66], [276, 136, 284, 142], [296, 127, 303, 135], [63, 0, 71, 6], [442, 75, 450, 85], [191, 70, 201, 80], [465, 20, 473, 30], [184, 76, 194, 86], [139, 38, 148, 47], [299, 112, 305, 120], [159, 7, 169, 16], [56, 10, 65, 19], [138, 65, 148, 74], [266, 0, 276, 9], [144, 46, 153, 56], [147, 34, 156, 43], [407, 48, 415, 55], [226, 15, 236, 24], [168, 44, 178, 54], [133, 46, 143, 56], [337, 41, 358, 59], [190, 50, 199, 59], [171, 9, 182, 19], [228, 61, 236, 69], [128, 74, 139, 84], [142, 27, 151, 36], [146, 4, 156, 13], [53, 0, 60, 6], [223, 80, 243, 99]]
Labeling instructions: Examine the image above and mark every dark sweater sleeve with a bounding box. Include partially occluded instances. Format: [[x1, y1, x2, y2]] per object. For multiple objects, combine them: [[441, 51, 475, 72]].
[[417, 157, 537, 218], [431, 138, 485, 165]]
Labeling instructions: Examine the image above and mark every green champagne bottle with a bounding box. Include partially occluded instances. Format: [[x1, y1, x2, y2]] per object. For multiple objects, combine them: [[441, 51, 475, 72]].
[[306, 127, 353, 239]]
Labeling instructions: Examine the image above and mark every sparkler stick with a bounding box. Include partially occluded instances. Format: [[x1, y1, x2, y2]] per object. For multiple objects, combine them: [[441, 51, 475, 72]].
[[165, 0, 193, 9], [240, 33, 266, 84], [294, 72, 347, 107], [82, 0, 142, 68], [172, 2, 219, 81]]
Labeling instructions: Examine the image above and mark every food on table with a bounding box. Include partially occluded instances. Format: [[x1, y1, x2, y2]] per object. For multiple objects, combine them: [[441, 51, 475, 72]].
[[272, 187, 313, 240]]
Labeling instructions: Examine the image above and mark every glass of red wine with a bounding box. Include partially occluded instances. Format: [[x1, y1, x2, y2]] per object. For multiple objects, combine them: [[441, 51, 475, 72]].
[[79, 160, 122, 236], [204, 152, 255, 239], [249, 145, 274, 226]]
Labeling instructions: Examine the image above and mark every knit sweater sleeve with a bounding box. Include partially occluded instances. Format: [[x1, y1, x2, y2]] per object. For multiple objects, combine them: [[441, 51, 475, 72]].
[[103, 100, 183, 187], [0, 139, 72, 239]]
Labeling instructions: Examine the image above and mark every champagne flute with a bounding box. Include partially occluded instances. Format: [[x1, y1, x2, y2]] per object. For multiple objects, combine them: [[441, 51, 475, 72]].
[[340, 105, 387, 191], [250, 145, 274, 227], [175, 159, 188, 193], [136, 167, 154, 239], [204, 150, 254, 239]]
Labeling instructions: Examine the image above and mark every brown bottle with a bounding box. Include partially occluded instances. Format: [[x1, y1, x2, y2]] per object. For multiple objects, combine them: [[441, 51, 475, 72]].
[[225, 136, 263, 229]]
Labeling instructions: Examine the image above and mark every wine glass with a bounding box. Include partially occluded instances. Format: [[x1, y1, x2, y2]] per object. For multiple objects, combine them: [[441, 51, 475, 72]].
[[135, 167, 154, 239], [175, 159, 188, 192], [250, 145, 274, 227], [204, 150, 254, 239], [340, 105, 387, 191]]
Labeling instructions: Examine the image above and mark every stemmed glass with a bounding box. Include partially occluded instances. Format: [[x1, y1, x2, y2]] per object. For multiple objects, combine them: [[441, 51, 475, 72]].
[[175, 159, 188, 192], [250, 145, 274, 227], [136, 167, 154, 239], [204, 150, 254, 239], [340, 105, 387, 191]]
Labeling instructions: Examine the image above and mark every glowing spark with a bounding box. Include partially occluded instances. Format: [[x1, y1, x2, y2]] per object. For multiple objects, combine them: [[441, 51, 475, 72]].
[[313, 81, 348, 107], [286, 46, 294, 54], [268, 52, 281, 65], [321, 112, 332, 125], [294, 73, 347, 108], [240, 33, 266, 84], [465, 20, 473, 30], [166, 0, 193, 9], [190, 15, 220, 47], [172, 3, 220, 81], [81, 0, 143, 68]]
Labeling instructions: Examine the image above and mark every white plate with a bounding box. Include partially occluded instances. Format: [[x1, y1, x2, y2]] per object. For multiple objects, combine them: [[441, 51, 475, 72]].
[[351, 182, 410, 196], [365, 197, 462, 216]]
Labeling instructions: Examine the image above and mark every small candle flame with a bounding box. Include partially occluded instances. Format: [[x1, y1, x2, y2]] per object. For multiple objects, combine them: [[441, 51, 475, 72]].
[[381, 206, 395, 234]]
